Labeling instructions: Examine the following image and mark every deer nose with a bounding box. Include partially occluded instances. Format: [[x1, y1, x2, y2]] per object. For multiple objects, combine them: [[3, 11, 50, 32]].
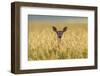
[[58, 36, 62, 38]]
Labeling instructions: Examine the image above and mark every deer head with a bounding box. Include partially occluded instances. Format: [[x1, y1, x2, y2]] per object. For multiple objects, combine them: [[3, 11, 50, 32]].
[[52, 26, 67, 39]]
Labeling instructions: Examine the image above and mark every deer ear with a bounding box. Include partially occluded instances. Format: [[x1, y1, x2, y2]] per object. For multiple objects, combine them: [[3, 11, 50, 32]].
[[63, 26, 67, 32], [52, 26, 57, 32]]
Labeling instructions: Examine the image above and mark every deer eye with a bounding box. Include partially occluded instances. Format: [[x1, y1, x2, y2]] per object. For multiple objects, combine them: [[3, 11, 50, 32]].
[[57, 31, 63, 36]]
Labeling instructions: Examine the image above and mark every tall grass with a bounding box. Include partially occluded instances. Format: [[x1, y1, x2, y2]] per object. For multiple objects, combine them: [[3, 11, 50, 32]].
[[28, 22, 88, 60]]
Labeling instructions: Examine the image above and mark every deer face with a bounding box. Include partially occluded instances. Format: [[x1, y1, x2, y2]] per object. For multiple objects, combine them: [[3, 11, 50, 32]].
[[52, 26, 67, 39]]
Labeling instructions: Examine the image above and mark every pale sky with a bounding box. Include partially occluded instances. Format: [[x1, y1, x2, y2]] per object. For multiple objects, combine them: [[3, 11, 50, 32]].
[[28, 15, 88, 24]]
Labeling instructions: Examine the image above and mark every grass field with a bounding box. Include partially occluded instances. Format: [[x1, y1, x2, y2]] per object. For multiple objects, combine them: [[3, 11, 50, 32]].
[[28, 16, 88, 61]]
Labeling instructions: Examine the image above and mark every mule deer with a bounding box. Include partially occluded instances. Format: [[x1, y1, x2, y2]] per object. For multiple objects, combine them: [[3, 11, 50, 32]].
[[52, 26, 67, 39], [52, 26, 67, 50]]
